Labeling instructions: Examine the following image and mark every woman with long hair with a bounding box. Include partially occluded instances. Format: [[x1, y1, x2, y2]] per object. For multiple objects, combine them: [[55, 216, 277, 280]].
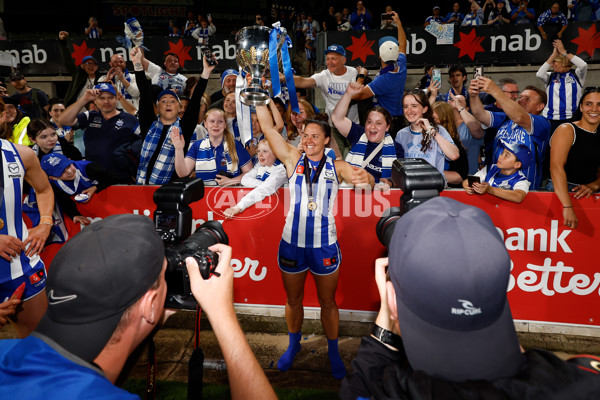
[[173, 107, 252, 185], [549, 88, 600, 229], [256, 104, 374, 379], [285, 98, 315, 146], [396, 89, 459, 174], [432, 101, 469, 187]]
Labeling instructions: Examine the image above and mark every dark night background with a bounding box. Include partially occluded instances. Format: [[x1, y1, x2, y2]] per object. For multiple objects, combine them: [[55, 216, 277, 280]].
[[1, 0, 555, 39]]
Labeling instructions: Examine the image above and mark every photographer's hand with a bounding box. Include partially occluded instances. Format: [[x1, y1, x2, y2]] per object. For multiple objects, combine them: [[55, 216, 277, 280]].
[[374, 258, 396, 332], [185, 243, 234, 318], [185, 245, 277, 400]]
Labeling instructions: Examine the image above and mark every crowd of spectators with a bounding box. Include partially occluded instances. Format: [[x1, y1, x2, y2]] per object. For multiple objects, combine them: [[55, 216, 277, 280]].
[[0, 4, 599, 398], [422, 0, 598, 26]]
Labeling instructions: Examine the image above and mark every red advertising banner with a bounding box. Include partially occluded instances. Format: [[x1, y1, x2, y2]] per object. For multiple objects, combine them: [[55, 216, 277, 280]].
[[48, 186, 600, 327]]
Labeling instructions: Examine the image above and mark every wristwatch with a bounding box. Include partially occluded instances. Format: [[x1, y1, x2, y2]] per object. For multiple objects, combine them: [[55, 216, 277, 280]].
[[371, 324, 402, 349]]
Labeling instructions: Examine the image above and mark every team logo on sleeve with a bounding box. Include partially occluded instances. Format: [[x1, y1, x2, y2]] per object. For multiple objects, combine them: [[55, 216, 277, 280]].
[[324, 169, 335, 181], [7, 162, 22, 178]]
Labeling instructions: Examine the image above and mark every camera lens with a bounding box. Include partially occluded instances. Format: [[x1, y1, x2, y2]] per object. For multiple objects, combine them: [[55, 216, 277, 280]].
[[376, 207, 402, 248]]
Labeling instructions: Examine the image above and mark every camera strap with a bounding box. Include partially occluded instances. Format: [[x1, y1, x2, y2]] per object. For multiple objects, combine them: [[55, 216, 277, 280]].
[[145, 339, 156, 400], [187, 306, 204, 400]]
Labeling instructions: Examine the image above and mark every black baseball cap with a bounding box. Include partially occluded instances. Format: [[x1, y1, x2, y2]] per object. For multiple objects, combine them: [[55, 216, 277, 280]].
[[8, 70, 24, 81], [388, 197, 524, 381], [35, 214, 165, 362]]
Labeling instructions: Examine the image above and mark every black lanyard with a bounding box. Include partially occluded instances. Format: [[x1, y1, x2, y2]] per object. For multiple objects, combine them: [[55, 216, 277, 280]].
[[303, 154, 326, 200]]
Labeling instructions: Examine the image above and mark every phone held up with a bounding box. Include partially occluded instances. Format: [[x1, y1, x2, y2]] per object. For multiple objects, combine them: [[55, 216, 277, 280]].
[[381, 12, 393, 21], [473, 66, 484, 80], [432, 69, 441, 86], [467, 174, 481, 187], [201, 46, 218, 66]]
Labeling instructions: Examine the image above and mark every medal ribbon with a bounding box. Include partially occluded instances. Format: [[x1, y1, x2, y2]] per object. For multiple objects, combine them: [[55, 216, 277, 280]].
[[303, 154, 327, 206]]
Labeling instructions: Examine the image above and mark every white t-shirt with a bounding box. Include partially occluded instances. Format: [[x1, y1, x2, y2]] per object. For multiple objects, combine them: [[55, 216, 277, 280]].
[[311, 67, 359, 124]]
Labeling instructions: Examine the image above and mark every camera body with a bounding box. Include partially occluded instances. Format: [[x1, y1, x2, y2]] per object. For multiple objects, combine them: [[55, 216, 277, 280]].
[[376, 159, 445, 247], [154, 178, 229, 309]]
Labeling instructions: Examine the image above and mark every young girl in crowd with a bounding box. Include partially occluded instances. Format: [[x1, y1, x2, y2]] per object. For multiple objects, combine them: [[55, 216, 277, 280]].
[[256, 104, 374, 380], [396, 89, 459, 175], [172, 108, 252, 185], [27, 119, 82, 163], [223, 139, 287, 218], [23, 119, 91, 243]]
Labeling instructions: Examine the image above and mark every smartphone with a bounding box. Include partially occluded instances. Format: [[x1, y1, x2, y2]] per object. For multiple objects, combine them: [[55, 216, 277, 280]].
[[381, 13, 393, 21], [216, 171, 234, 179], [467, 174, 481, 187], [201, 46, 217, 66], [207, 13, 211, 20], [10, 282, 26, 300], [432, 69, 441, 86], [473, 66, 484, 79]]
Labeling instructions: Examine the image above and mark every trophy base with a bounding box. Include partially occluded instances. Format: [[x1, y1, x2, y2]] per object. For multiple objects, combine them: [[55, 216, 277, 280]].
[[240, 88, 271, 106]]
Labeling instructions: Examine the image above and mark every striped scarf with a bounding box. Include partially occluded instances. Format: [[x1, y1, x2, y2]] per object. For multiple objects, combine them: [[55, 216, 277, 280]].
[[345, 132, 396, 179], [194, 137, 236, 185], [256, 159, 282, 181], [32, 140, 63, 157], [136, 117, 181, 185], [119, 69, 133, 100]]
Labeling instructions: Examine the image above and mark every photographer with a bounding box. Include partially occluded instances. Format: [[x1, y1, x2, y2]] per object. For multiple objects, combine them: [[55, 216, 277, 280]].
[[341, 197, 597, 399], [0, 215, 276, 400]]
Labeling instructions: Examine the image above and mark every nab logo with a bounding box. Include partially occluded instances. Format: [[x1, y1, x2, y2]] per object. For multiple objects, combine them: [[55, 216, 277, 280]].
[[451, 299, 482, 316]]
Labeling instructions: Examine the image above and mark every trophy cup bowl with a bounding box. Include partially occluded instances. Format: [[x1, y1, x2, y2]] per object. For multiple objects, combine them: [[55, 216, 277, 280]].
[[235, 25, 281, 106]]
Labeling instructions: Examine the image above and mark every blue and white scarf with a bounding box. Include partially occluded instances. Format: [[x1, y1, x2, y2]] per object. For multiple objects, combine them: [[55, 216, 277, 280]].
[[345, 132, 396, 178], [193, 137, 236, 185], [136, 117, 181, 185], [32, 140, 63, 157], [119, 69, 134, 100], [256, 159, 282, 181]]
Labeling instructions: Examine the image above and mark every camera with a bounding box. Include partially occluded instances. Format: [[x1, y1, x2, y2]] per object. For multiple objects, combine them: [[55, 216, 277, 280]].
[[154, 178, 229, 309], [376, 158, 445, 247]]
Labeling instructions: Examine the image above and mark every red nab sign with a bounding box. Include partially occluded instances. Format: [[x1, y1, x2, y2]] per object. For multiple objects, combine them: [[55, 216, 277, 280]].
[[50, 186, 600, 328]]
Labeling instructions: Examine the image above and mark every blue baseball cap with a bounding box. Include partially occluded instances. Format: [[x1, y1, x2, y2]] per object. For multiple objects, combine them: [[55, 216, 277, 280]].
[[324, 44, 346, 57], [156, 89, 180, 103], [41, 153, 73, 178], [499, 139, 532, 170], [94, 83, 116, 96], [82, 55, 98, 64]]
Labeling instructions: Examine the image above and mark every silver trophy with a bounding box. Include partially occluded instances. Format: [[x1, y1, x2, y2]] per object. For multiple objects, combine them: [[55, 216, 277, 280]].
[[235, 25, 287, 106]]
